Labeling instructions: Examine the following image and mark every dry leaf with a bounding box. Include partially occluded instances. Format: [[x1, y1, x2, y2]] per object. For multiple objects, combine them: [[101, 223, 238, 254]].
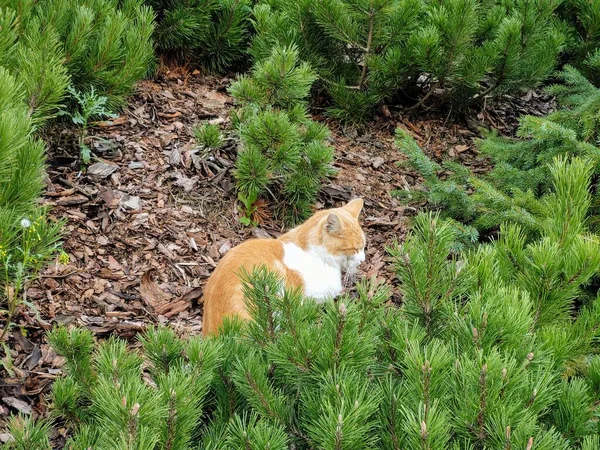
[[140, 270, 174, 310]]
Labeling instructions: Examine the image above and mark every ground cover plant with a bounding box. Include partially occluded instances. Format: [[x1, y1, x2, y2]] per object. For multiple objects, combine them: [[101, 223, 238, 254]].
[[4, 157, 600, 448], [60, 86, 119, 164]]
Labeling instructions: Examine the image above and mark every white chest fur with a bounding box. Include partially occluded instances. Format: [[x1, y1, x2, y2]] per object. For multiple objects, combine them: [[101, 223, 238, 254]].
[[282, 242, 342, 301]]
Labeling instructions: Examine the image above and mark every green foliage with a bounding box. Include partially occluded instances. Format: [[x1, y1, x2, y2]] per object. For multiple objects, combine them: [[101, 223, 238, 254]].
[[0, 68, 62, 340], [388, 213, 470, 335], [545, 65, 600, 144], [148, 0, 253, 73], [1, 415, 51, 450], [0, 0, 154, 113], [558, 0, 600, 83], [394, 155, 600, 330], [193, 123, 224, 150], [60, 86, 119, 164], [230, 44, 335, 225], [0, 6, 69, 123], [5, 165, 600, 446], [396, 66, 600, 239], [148, 0, 216, 51], [44, 326, 221, 450], [251, 0, 565, 121]]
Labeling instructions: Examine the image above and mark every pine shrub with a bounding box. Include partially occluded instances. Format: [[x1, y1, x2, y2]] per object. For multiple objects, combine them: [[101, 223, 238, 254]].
[[0, 0, 154, 113], [194, 123, 224, 150], [0, 68, 62, 338], [396, 66, 600, 240], [0, 6, 69, 123], [148, 0, 253, 73], [558, 0, 600, 83], [1, 415, 52, 450], [229, 44, 335, 226], [251, 0, 565, 121], [4, 159, 600, 447]]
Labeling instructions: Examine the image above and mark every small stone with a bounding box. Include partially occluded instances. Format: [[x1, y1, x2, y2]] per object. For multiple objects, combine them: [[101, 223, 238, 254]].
[[128, 161, 145, 169], [252, 228, 272, 239], [121, 195, 141, 210], [88, 162, 118, 179], [372, 156, 385, 169], [169, 148, 182, 166]]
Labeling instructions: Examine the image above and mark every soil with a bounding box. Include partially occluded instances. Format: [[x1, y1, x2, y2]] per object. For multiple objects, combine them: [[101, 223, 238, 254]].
[[0, 65, 556, 432]]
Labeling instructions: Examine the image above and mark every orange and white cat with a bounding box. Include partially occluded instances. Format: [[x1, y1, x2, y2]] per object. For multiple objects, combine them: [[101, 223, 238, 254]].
[[202, 198, 366, 335]]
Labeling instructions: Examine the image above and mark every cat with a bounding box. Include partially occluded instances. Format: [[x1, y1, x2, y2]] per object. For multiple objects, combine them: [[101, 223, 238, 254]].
[[202, 198, 366, 336]]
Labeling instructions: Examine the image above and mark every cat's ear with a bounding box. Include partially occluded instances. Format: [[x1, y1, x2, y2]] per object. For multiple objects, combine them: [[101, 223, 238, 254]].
[[344, 198, 364, 218], [326, 213, 342, 233]]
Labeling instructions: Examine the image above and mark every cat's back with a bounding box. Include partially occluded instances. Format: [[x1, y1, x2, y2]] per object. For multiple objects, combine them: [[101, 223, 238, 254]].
[[211, 238, 284, 270], [202, 238, 285, 335]]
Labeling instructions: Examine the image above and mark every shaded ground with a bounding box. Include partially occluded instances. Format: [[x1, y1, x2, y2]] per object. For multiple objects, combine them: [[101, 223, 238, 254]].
[[0, 66, 555, 428]]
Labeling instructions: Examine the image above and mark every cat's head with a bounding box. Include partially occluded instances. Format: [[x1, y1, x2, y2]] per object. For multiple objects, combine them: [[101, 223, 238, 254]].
[[320, 198, 366, 271]]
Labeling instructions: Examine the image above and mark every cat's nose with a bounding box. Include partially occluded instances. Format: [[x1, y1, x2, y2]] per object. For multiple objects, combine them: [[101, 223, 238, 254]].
[[358, 250, 365, 263]]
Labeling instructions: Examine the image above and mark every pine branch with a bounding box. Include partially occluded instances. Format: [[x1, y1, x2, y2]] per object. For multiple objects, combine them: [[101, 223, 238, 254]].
[[357, 0, 375, 89]]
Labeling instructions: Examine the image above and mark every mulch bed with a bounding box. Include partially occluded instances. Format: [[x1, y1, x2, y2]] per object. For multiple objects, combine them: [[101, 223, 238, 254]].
[[0, 65, 555, 432]]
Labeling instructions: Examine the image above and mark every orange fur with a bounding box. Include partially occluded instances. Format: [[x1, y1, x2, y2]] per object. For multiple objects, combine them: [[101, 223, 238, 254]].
[[202, 199, 366, 336]]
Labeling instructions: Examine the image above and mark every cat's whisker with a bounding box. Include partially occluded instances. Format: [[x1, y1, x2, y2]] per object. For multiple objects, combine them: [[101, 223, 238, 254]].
[[343, 267, 357, 290]]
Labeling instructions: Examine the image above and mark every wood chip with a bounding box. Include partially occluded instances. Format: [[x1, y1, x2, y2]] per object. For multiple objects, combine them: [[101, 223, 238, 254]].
[[88, 162, 119, 179], [56, 195, 89, 206], [2, 397, 33, 415]]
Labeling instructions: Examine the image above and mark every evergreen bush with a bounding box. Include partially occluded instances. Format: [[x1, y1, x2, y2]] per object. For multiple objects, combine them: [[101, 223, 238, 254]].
[[148, 0, 253, 73], [0, 6, 69, 123], [558, 0, 600, 83], [229, 44, 335, 226], [0, 68, 62, 339], [4, 158, 600, 448], [194, 123, 224, 150], [395, 66, 600, 241], [251, 0, 565, 121], [0, 0, 154, 112]]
